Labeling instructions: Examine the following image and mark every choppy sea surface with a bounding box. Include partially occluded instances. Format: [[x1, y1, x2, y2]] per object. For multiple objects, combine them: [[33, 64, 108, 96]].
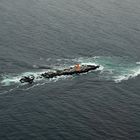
[[0, 0, 140, 139]]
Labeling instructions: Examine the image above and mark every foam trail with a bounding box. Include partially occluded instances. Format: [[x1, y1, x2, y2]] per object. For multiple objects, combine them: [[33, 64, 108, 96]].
[[73, 56, 140, 82], [1, 56, 140, 87], [1, 76, 21, 86], [1, 71, 46, 86], [114, 67, 140, 83]]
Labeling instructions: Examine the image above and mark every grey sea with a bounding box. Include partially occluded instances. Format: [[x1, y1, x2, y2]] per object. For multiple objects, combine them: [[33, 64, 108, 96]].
[[0, 0, 140, 139]]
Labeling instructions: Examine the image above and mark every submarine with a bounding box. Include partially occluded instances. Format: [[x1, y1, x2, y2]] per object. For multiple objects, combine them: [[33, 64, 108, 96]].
[[20, 64, 100, 84]]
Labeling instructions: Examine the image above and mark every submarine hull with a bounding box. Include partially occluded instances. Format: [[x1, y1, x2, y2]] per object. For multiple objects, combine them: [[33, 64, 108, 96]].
[[20, 65, 100, 84]]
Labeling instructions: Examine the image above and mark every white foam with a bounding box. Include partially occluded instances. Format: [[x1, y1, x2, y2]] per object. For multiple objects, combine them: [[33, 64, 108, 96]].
[[80, 62, 104, 71], [81, 62, 97, 65], [136, 62, 140, 65], [114, 67, 140, 83], [33, 65, 38, 68], [1, 76, 20, 86], [1, 70, 48, 86]]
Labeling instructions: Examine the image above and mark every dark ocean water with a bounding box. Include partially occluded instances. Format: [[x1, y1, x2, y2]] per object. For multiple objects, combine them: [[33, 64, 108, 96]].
[[0, 0, 140, 139]]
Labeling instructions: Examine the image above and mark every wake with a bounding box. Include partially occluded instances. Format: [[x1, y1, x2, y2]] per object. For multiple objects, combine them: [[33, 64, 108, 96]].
[[1, 56, 140, 87]]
